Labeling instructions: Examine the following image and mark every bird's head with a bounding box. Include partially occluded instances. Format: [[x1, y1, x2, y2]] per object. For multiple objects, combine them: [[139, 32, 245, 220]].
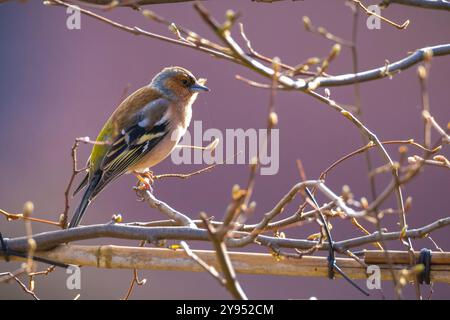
[[151, 66, 210, 101]]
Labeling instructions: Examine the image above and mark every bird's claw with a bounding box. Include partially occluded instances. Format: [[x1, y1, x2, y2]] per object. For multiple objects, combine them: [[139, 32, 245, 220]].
[[141, 171, 155, 183], [137, 182, 153, 193], [134, 171, 154, 194]]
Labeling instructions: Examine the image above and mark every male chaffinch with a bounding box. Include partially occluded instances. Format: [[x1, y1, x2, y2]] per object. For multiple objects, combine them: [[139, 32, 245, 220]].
[[69, 66, 209, 228]]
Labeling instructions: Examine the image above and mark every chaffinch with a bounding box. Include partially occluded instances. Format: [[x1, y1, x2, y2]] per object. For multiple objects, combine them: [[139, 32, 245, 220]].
[[69, 66, 209, 228]]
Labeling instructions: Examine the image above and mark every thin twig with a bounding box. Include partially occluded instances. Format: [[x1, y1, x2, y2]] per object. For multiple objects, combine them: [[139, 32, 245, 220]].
[[353, 0, 410, 29], [122, 240, 147, 300], [200, 213, 248, 300], [0, 272, 39, 300], [180, 241, 226, 286]]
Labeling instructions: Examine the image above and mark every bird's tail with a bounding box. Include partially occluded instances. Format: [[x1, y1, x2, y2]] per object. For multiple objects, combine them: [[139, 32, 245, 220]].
[[69, 173, 101, 228]]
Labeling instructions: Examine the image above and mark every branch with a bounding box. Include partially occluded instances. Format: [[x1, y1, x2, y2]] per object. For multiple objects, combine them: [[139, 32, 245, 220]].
[[354, 0, 409, 30], [180, 241, 226, 286], [48, 1, 450, 90], [70, 0, 199, 6], [5, 245, 450, 284], [192, 3, 410, 256], [48, 0, 239, 64], [69, 0, 450, 11], [334, 217, 450, 251], [70, 0, 305, 6], [380, 0, 450, 11], [228, 181, 349, 247], [128, 200, 337, 232], [121, 240, 147, 300], [0, 272, 39, 300], [2, 217, 449, 253], [252, 0, 450, 11], [200, 214, 248, 300], [136, 189, 197, 228], [313, 44, 450, 87]]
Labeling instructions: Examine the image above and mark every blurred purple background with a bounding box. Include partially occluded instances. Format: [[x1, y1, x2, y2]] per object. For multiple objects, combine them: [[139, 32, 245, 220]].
[[0, 0, 449, 299]]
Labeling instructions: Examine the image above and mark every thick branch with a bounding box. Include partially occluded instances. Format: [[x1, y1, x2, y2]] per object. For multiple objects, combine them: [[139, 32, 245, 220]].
[[6, 245, 450, 283], [381, 0, 450, 11], [2, 217, 449, 253], [334, 217, 450, 251], [138, 189, 197, 228], [3, 223, 319, 252], [313, 44, 450, 87]]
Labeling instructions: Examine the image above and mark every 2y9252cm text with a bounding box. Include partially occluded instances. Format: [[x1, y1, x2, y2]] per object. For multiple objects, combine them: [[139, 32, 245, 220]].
[[176, 304, 274, 317], [220, 304, 273, 315]]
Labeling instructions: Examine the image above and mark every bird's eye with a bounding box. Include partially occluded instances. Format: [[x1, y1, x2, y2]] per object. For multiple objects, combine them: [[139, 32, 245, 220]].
[[182, 79, 189, 86]]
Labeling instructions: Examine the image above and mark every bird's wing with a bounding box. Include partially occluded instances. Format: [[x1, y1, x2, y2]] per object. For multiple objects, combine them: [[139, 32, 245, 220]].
[[89, 95, 172, 199], [88, 87, 162, 174], [101, 98, 170, 172]]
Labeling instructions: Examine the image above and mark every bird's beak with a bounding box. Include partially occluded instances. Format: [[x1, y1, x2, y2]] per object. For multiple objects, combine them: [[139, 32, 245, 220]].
[[190, 82, 210, 92]]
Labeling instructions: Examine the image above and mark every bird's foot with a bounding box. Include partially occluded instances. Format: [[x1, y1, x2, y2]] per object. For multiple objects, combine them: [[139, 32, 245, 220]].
[[141, 171, 155, 184], [133, 171, 154, 193]]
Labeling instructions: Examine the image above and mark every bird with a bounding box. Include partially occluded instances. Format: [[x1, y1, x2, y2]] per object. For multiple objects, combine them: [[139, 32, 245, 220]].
[[68, 66, 210, 228]]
